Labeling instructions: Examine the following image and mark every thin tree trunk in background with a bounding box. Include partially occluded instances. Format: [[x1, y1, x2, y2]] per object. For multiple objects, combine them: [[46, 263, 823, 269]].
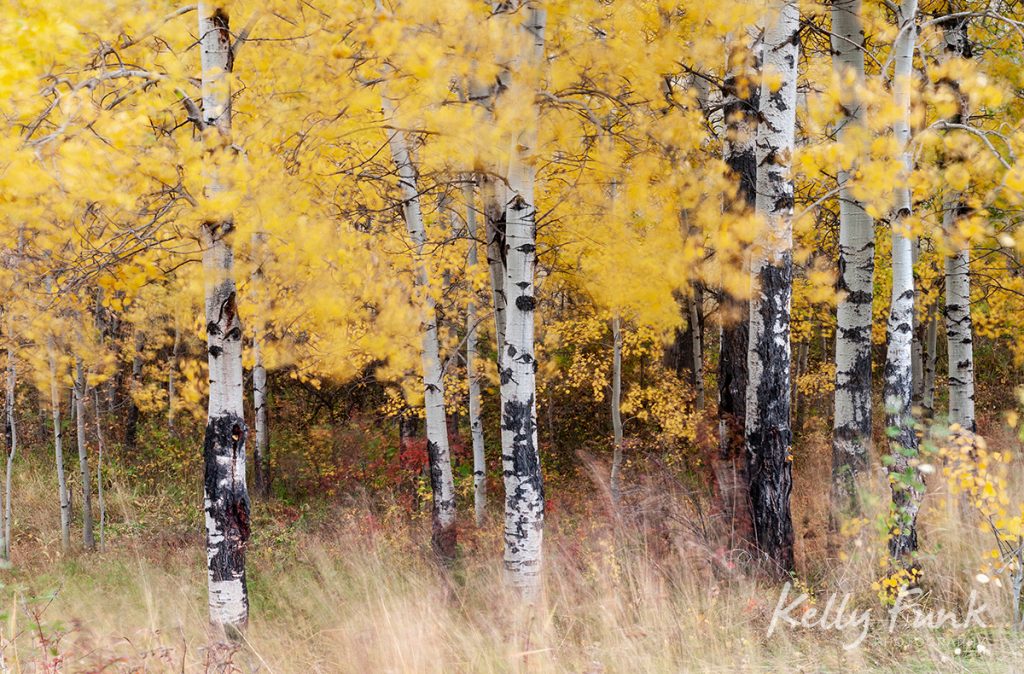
[[922, 300, 938, 417], [124, 331, 143, 450], [945, 245, 975, 430], [252, 338, 269, 499], [74, 359, 95, 551], [884, 0, 922, 562], [47, 332, 70, 552], [480, 174, 507, 363], [199, 2, 251, 631], [610, 315, 624, 505], [92, 389, 106, 551], [463, 182, 488, 527], [830, 0, 875, 512], [716, 34, 758, 550], [747, 0, 798, 577], [500, 3, 546, 598], [911, 238, 924, 408], [940, 9, 975, 433], [793, 341, 809, 432], [3, 344, 14, 561], [688, 289, 704, 409], [381, 96, 457, 563], [168, 325, 179, 430]]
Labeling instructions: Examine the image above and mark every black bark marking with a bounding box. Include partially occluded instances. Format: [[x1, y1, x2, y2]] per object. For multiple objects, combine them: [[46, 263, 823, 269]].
[[209, 345, 223, 358], [203, 413, 250, 585], [748, 257, 795, 576], [515, 295, 536, 311], [207, 321, 221, 336], [211, 8, 234, 72], [502, 396, 544, 541]]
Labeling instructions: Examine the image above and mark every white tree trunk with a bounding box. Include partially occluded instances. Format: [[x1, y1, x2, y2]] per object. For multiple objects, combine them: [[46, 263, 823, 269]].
[[92, 389, 106, 551], [463, 182, 488, 527], [689, 290, 704, 409], [46, 332, 70, 552], [3, 344, 14, 561], [74, 358, 95, 551], [746, 0, 798, 576], [884, 0, 922, 561], [610, 316, 624, 505], [945, 245, 975, 430], [830, 0, 875, 509], [922, 299, 938, 416], [500, 3, 546, 598], [940, 12, 975, 433], [199, 2, 250, 630], [168, 325, 179, 429], [480, 174, 507, 362], [252, 334, 269, 498], [381, 96, 457, 561]]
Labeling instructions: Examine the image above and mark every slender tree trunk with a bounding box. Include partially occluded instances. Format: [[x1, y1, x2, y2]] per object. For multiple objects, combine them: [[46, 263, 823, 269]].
[[922, 299, 938, 417], [480, 174, 507, 362], [46, 333, 70, 552], [3, 343, 14, 561], [688, 290, 704, 409], [168, 325, 179, 429], [381, 96, 457, 562], [92, 389, 106, 551], [463, 182, 488, 527], [911, 239, 924, 407], [793, 341, 809, 432], [716, 35, 759, 550], [74, 359, 95, 551], [746, 0, 798, 576], [945, 245, 975, 430], [124, 331, 143, 450], [940, 9, 975, 433], [830, 0, 875, 511], [500, 3, 546, 598], [199, 2, 250, 631], [610, 315, 624, 505], [884, 0, 922, 562], [252, 338, 269, 499]]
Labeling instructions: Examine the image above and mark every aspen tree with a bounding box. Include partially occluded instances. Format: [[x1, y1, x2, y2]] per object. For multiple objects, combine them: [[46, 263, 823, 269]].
[[830, 0, 875, 510], [884, 0, 922, 561], [198, 2, 251, 630], [500, 1, 546, 597], [381, 93, 458, 562], [746, 0, 798, 575]]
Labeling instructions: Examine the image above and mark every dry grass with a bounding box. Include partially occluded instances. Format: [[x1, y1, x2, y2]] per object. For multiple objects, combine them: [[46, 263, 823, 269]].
[[1, 422, 1023, 672]]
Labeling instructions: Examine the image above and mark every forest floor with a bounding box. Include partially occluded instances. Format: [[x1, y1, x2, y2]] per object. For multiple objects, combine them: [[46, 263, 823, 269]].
[[1, 420, 1023, 672]]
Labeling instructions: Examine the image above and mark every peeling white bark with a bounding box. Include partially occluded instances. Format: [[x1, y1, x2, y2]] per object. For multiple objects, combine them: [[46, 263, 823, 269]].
[[500, 3, 546, 598], [746, 0, 798, 575], [199, 2, 250, 630], [830, 0, 875, 508], [381, 95, 457, 560]]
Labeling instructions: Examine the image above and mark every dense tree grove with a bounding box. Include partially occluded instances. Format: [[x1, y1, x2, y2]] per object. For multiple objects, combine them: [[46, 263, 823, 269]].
[[3, 0, 1024, 667]]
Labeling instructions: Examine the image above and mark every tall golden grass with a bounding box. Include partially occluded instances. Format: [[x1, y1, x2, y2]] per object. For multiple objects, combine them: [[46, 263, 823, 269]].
[[0, 422, 1022, 672]]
